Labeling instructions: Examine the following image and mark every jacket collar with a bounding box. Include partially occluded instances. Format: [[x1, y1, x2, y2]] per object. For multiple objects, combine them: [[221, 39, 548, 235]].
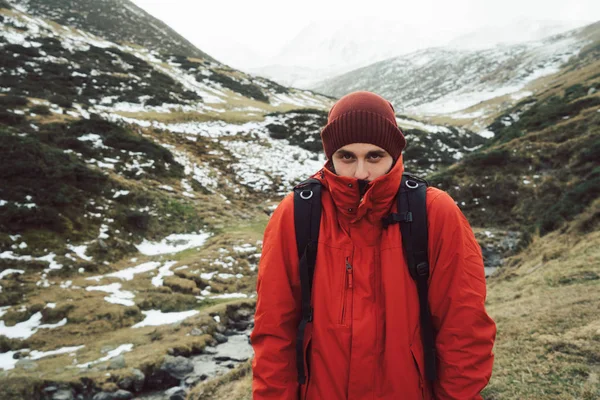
[[314, 155, 405, 224]]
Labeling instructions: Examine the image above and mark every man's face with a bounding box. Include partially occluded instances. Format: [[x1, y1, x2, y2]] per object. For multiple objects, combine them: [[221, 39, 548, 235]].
[[331, 143, 394, 181]]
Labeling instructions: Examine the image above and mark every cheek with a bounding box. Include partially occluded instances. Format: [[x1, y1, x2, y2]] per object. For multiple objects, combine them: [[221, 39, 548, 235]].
[[331, 160, 354, 177], [370, 159, 394, 178]]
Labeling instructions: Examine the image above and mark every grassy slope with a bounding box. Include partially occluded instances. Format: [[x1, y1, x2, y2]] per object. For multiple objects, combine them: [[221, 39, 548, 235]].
[[484, 201, 600, 399]]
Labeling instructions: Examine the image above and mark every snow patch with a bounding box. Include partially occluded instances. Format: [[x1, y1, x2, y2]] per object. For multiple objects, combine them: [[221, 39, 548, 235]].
[[132, 310, 199, 328]]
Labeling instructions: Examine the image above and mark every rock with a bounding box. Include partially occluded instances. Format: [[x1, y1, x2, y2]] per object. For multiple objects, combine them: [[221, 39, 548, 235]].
[[214, 356, 232, 362], [232, 321, 249, 331], [13, 349, 30, 359], [113, 391, 133, 400], [108, 354, 126, 370], [215, 323, 226, 334], [226, 363, 235, 369], [200, 373, 208, 381], [52, 390, 74, 400], [131, 368, 145, 392], [166, 386, 187, 400], [203, 346, 218, 354], [224, 329, 237, 336], [190, 328, 204, 336], [213, 333, 228, 344], [92, 391, 133, 400], [233, 308, 253, 320], [160, 355, 194, 380], [43, 386, 58, 394]]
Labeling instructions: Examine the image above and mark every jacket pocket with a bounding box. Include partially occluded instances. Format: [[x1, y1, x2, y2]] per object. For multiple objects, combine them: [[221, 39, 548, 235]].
[[338, 257, 353, 326]]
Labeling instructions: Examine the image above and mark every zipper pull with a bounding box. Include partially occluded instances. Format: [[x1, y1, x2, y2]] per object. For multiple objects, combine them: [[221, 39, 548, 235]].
[[346, 258, 353, 289]]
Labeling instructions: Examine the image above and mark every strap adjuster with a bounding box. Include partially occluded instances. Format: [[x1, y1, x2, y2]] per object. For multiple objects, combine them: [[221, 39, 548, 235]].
[[416, 262, 429, 277]]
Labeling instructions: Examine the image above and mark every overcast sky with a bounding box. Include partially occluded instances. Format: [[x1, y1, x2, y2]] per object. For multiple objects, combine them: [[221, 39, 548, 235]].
[[132, 0, 599, 67]]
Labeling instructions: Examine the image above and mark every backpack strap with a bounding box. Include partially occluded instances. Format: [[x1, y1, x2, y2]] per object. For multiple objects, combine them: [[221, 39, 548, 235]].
[[382, 173, 437, 381], [293, 178, 322, 385], [398, 173, 437, 381]]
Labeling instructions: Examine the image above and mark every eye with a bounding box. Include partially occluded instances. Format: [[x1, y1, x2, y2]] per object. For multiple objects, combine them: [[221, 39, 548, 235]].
[[367, 154, 383, 161]]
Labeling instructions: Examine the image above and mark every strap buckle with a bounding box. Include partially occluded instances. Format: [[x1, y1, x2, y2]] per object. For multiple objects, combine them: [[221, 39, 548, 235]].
[[416, 262, 429, 277]]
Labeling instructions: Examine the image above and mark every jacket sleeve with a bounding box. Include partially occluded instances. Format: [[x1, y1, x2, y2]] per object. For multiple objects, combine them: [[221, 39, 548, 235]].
[[250, 194, 302, 399], [426, 189, 496, 399]]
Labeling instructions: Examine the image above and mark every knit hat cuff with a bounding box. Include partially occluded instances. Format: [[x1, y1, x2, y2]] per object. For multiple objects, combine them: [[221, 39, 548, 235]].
[[321, 110, 406, 160]]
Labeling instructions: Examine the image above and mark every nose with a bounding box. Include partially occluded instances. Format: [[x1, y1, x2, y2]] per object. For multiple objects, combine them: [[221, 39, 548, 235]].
[[354, 161, 369, 180]]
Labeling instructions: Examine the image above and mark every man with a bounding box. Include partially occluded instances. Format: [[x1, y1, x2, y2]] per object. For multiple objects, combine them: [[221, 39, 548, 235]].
[[250, 91, 496, 399]]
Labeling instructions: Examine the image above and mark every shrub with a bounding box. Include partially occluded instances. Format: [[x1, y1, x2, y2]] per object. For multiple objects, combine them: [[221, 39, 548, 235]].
[[538, 168, 600, 235], [0, 110, 26, 126], [0, 95, 28, 107], [48, 94, 72, 108], [30, 104, 51, 115], [205, 71, 268, 102]]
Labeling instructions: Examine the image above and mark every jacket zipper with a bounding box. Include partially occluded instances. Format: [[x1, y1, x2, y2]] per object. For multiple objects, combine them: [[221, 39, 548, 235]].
[[340, 257, 353, 325]]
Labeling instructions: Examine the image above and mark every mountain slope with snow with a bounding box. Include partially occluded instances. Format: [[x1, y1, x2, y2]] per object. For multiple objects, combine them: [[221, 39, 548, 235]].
[[4, 0, 216, 61], [313, 21, 600, 121], [252, 19, 592, 89]]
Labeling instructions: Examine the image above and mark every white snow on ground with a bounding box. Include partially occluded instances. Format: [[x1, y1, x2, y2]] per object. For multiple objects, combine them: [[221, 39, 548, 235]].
[[396, 117, 452, 134], [132, 310, 199, 328], [0, 269, 25, 280], [0, 312, 67, 339], [478, 129, 496, 139], [233, 244, 258, 253], [0, 345, 84, 371], [86, 283, 135, 306], [78, 134, 109, 149], [86, 261, 161, 282], [200, 271, 218, 280], [151, 261, 178, 287], [136, 232, 211, 256], [102, 114, 326, 194], [208, 293, 248, 299], [67, 244, 92, 261], [29, 345, 85, 360], [77, 344, 134, 368], [113, 190, 130, 199]]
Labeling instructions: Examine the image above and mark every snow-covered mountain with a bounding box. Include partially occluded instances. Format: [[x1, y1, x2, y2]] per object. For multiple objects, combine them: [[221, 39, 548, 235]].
[[251, 18, 592, 89], [5, 0, 216, 61], [313, 21, 600, 124]]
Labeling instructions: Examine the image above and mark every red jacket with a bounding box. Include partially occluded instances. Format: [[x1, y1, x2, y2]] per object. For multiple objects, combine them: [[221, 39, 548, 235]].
[[251, 156, 496, 399]]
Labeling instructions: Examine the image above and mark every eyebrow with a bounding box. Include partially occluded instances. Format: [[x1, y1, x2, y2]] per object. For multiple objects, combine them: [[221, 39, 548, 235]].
[[335, 150, 387, 157]]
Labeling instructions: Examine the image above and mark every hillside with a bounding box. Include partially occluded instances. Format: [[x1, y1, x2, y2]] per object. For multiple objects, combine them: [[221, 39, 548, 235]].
[[313, 21, 600, 131], [4, 0, 215, 61]]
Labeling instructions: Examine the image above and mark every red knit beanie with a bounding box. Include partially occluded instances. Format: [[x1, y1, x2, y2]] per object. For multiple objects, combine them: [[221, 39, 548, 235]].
[[320, 91, 406, 161]]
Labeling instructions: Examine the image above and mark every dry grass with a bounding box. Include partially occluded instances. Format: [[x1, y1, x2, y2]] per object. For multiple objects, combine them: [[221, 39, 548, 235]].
[[187, 361, 252, 400], [483, 209, 600, 399]]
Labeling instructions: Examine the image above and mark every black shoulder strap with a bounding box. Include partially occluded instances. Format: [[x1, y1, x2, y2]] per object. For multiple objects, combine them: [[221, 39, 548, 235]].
[[293, 178, 322, 385], [397, 173, 437, 381]]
